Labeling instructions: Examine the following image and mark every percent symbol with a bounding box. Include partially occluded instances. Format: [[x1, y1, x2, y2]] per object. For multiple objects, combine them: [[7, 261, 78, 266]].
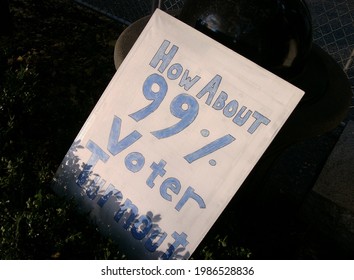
[[184, 132, 236, 166]]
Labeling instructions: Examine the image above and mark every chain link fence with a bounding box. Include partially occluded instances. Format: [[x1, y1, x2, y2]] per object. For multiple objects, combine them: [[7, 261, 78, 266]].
[[307, 0, 354, 95], [75, 0, 353, 93], [74, 0, 184, 25]]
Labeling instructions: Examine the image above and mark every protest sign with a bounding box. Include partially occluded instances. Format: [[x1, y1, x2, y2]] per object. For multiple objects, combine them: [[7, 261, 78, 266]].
[[52, 9, 304, 259]]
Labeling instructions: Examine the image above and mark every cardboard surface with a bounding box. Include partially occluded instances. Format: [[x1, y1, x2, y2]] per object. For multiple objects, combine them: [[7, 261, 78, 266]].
[[52, 9, 304, 259]]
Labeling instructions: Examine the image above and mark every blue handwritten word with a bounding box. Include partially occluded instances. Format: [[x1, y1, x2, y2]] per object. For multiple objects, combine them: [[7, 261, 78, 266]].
[[75, 111, 207, 258], [149, 40, 201, 91], [149, 40, 272, 134]]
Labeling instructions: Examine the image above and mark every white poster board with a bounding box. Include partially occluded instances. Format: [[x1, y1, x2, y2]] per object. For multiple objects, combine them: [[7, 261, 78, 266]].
[[52, 9, 304, 259]]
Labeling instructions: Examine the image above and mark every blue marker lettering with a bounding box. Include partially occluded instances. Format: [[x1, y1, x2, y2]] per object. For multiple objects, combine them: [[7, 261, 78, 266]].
[[175, 186, 206, 211], [196, 74, 222, 105], [161, 231, 189, 260], [146, 160, 167, 188], [145, 227, 168, 252], [131, 215, 153, 240], [107, 115, 142, 156], [160, 177, 181, 202], [149, 40, 178, 73], [97, 183, 123, 208], [114, 199, 139, 230], [248, 111, 271, 134], [76, 140, 109, 187]]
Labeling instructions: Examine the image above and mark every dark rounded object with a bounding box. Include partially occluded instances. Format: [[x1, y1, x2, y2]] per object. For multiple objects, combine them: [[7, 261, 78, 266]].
[[179, 0, 313, 79]]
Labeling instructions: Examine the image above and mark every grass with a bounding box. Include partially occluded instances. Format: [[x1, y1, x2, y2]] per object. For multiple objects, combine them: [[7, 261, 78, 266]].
[[0, 0, 128, 259]]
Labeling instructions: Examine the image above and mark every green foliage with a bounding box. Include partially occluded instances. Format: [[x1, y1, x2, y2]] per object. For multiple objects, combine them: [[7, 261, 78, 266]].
[[194, 234, 252, 260], [1, 51, 39, 200], [0, 45, 125, 260]]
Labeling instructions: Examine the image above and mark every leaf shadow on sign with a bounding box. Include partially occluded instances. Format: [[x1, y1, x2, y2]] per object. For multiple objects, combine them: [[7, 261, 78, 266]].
[[52, 140, 190, 259], [52, 140, 84, 198]]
